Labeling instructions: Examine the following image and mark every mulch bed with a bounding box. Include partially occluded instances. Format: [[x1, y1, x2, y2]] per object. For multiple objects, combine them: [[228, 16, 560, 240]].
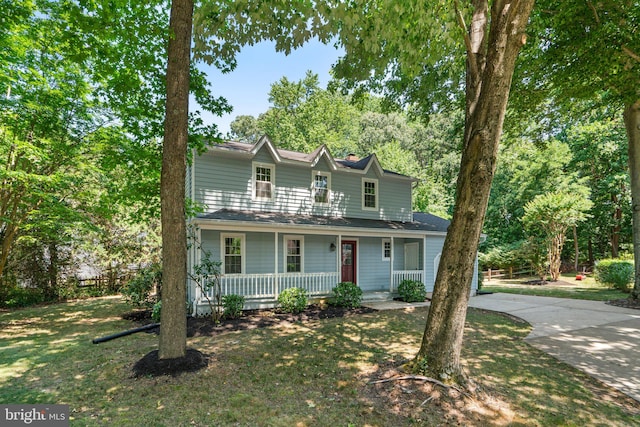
[[122, 304, 377, 338], [606, 298, 640, 310], [132, 348, 209, 378], [123, 304, 376, 377]]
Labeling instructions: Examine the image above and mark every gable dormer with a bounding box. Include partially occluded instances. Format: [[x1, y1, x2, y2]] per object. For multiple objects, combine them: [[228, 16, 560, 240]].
[[193, 135, 415, 222]]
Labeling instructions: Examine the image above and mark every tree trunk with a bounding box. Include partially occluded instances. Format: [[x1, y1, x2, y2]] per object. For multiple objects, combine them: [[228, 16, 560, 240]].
[[611, 194, 621, 258], [158, 0, 193, 360], [410, 0, 535, 382], [625, 100, 640, 300], [573, 225, 579, 271], [548, 232, 565, 281]]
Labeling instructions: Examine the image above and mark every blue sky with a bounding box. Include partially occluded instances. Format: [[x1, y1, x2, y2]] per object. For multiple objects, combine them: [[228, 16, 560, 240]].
[[198, 40, 344, 135]]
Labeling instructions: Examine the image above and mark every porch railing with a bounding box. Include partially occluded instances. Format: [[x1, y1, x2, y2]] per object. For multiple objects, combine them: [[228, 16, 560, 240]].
[[391, 270, 424, 291], [201, 271, 340, 300]]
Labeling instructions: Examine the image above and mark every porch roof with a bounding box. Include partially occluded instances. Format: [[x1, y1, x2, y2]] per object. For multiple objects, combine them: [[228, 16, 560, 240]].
[[194, 209, 450, 235]]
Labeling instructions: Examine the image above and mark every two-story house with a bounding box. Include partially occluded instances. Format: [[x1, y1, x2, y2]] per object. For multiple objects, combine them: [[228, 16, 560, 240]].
[[186, 135, 478, 313]]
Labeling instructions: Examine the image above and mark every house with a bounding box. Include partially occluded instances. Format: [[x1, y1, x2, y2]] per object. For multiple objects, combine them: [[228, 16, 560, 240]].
[[186, 135, 478, 313]]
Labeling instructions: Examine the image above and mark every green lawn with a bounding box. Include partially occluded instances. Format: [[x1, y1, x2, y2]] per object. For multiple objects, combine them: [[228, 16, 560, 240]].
[[481, 273, 630, 301], [1, 297, 638, 426]]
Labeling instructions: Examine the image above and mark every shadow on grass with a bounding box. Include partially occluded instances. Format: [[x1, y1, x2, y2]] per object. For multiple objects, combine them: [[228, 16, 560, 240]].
[[1, 298, 638, 426]]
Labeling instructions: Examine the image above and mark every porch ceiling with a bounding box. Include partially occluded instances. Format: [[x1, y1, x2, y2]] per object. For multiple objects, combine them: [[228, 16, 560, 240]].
[[193, 209, 449, 236]]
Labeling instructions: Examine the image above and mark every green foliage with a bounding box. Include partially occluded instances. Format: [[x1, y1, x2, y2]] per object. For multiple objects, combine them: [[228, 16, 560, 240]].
[[222, 294, 245, 319], [0, 287, 45, 308], [479, 241, 529, 270], [397, 280, 427, 303], [121, 264, 162, 308], [188, 234, 223, 321], [277, 287, 308, 314], [151, 300, 162, 323], [330, 282, 362, 308], [594, 259, 634, 292]]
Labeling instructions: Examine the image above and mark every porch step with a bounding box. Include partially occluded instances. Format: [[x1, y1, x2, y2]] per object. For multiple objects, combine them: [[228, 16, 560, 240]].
[[361, 292, 395, 302]]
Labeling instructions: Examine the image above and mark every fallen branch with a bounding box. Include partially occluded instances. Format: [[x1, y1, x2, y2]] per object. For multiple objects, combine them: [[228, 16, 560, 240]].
[[368, 375, 471, 398]]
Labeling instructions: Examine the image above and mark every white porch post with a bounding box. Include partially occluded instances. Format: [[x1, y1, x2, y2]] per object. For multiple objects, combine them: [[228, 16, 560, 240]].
[[390, 236, 395, 292], [336, 234, 341, 282], [423, 236, 428, 288], [193, 227, 203, 315], [274, 231, 279, 298]]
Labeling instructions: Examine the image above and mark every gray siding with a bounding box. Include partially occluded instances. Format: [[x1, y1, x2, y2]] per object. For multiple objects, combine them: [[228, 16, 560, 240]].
[[194, 148, 413, 222], [201, 230, 338, 276], [357, 236, 392, 292], [424, 236, 445, 292]]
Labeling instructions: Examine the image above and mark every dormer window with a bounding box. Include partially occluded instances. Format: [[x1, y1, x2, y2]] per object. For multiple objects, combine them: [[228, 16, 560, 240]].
[[362, 178, 378, 210], [253, 162, 275, 201], [312, 171, 331, 205]]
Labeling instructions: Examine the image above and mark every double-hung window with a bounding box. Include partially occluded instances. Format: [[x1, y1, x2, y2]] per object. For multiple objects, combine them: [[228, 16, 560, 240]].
[[362, 178, 378, 210], [382, 239, 391, 261], [222, 234, 244, 274], [312, 171, 331, 205], [253, 162, 275, 201], [284, 236, 304, 273]]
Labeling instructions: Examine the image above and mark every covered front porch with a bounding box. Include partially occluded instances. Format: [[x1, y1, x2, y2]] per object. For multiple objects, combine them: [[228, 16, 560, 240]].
[[197, 268, 425, 301], [189, 211, 448, 313]]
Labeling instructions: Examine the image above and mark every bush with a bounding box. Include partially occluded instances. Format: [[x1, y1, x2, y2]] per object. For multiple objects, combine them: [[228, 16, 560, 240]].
[[151, 300, 162, 323], [594, 259, 634, 292], [222, 294, 245, 319], [121, 264, 162, 308], [277, 287, 308, 313], [397, 279, 427, 302], [330, 282, 362, 308], [1, 287, 45, 308]]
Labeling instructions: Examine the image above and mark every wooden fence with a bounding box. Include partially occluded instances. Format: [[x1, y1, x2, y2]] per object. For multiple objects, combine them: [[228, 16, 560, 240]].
[[483, 267, 533, 281]]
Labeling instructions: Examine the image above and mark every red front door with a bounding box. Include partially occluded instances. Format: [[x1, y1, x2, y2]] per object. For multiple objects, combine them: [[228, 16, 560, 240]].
[[341, 241, 357, 283]]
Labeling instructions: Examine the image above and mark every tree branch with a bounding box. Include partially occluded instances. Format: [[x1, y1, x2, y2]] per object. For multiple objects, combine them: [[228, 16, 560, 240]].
[[454, 0, 479, 78], [368, 375, 471, 397], [622, 45, 640, 63], [586, 1, 600, 24]]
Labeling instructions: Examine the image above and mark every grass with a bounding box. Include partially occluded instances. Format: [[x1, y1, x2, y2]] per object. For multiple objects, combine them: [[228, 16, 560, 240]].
[[1, 296, 638, 425], [481, 273, 630, 301]]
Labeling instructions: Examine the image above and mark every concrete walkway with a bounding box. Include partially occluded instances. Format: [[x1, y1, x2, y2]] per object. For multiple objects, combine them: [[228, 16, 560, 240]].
[[365, 293, 640, 402]]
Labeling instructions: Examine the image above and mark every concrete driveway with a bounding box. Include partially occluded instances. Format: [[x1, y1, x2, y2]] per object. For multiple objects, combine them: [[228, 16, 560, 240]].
[[468, 293, 640, 402]]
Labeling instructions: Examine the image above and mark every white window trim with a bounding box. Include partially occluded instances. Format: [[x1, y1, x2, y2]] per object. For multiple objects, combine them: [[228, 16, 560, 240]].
[[221, 233, 245, 275], [382, 239, 391, 261], [311, 170, 331, 206], [252, 161, 275, 202], [362, 178, 379, 211], [283, 235, 304, 273]]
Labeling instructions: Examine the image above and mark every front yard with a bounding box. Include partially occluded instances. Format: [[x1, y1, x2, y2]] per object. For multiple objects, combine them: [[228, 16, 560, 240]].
[[1, 296, 638, 425], [481, 273, 631, 301]]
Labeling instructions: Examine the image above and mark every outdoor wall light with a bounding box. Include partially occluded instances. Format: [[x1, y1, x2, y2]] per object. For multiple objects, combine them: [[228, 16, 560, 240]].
[[329, 243, 336, 252]]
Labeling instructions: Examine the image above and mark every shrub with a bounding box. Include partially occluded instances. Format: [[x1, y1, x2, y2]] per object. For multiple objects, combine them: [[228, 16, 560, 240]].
[[397, 279, 427, 302], [222, 294, 245, 319], [1, 287, 45, 308], [594, 259, 634, 292], [151, 300, 162, 323], [277, 287, 308, 313], [330, 282, 362, 308], [121, 264, 162, 308]]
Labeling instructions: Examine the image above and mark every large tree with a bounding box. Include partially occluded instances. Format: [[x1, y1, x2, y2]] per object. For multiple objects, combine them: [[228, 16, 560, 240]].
[[158, 0, 194, 360]]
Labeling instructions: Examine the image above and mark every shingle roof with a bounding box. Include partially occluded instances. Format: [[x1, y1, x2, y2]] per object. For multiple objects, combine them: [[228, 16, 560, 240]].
[[195, 209, 449, 234], [210, 137, 414, 179]]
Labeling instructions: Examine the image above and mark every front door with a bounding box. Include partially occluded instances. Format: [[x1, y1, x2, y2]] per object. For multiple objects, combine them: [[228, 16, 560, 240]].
[[341, 240, 357, 283]]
